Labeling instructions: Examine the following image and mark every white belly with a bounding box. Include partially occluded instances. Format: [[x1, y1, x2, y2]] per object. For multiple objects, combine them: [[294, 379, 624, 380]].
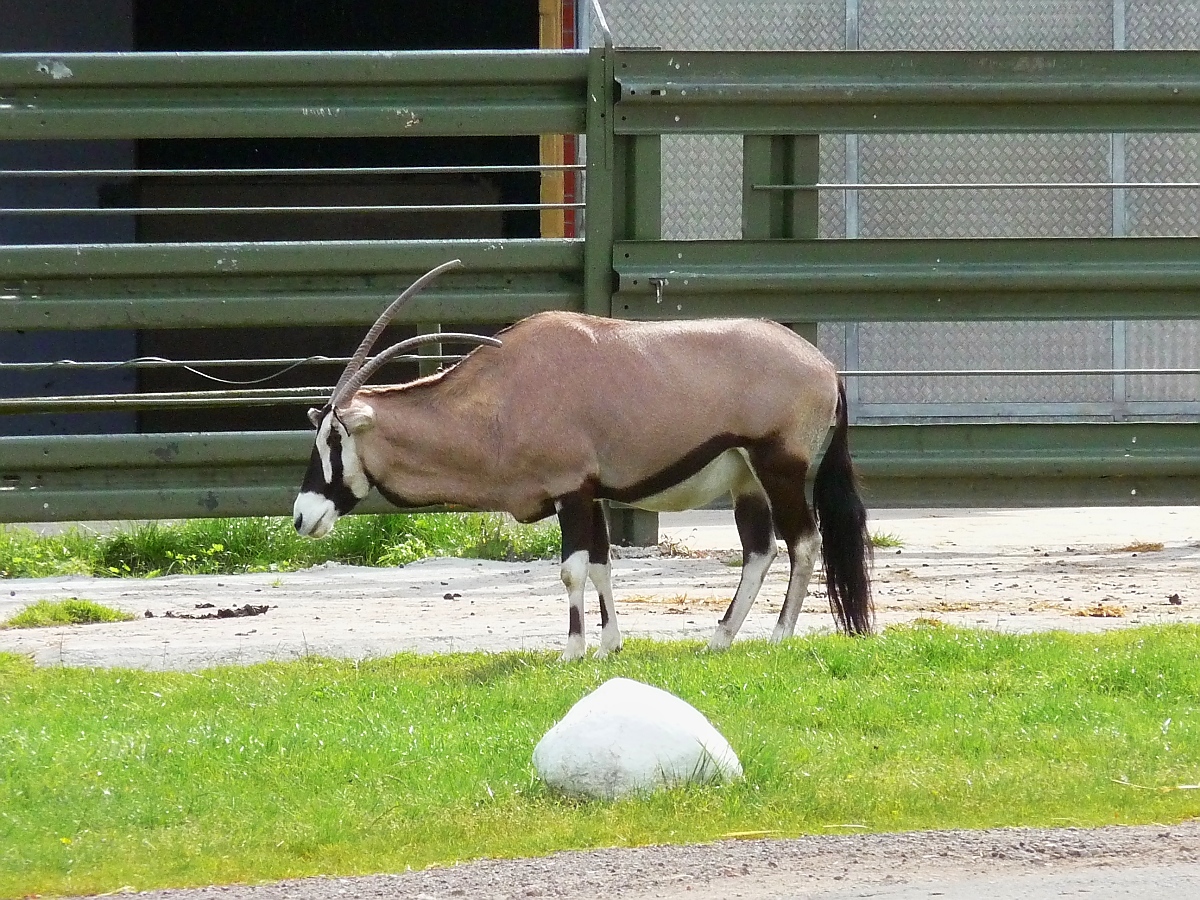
[[630, 448, 755, 512]]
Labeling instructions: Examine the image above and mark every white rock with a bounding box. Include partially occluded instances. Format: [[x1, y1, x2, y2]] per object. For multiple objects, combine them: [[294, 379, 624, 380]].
[[532, 677, 742, 799]]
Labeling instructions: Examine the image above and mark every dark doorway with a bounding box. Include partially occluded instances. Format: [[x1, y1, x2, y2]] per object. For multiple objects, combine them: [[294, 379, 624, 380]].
[[132, 0, 539, 432]]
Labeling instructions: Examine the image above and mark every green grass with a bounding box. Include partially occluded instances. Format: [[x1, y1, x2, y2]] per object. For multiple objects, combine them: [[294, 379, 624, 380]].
[[870, 531, 904, 549], [3, 625, 1200, 898], [0, 513, 561, 579], [1, 599, 136, 629]]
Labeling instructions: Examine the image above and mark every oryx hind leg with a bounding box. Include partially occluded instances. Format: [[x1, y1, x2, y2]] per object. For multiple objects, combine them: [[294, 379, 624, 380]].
[[588, 501, 622, 658], [749, 445, 819, 643], [708, 456, 777, 651], [772, 528, 820, 642]]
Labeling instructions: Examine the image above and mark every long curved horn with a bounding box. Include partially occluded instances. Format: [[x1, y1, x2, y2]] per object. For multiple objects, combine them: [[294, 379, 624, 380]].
[[332, 333, 502, 407], [330, 259, 464, 403]]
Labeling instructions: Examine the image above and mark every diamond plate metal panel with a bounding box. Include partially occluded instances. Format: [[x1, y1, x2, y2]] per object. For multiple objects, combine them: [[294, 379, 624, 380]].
[[589, 0, 844, 49], [1126, 321, 1200, 400], [820, 137, 847, 239], [856, 322, 1113, 403], [660, 136, 847, 241], [858, 134, 1112, 238], [1126, 1, 1200, 48], [860, 0, 1112, 49], [1126, 134, 1200, 237], [818, 323, 847, 369], [661, 136, 741, 240]]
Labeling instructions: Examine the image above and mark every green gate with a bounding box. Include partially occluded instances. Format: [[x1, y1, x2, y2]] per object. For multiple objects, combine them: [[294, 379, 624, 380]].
[[2, 47, 1199, 526]]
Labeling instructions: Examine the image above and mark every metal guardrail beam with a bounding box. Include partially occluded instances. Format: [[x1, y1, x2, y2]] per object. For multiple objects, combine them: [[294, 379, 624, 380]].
[[852, 423, 1200, 507], [1, 239, 584, 330], [3, 424, 1198, 523], [614, 238, 1200, 321], [0, 50, 588, 139], [614, 50, 1200, 134]]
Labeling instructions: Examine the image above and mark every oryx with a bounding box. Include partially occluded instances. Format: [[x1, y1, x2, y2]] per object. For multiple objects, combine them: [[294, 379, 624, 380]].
[[294, 260, 872, 660]]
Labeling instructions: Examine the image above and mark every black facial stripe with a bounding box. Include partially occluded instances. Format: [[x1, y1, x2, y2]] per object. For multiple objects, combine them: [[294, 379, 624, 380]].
[[299, 421, 362, 516]]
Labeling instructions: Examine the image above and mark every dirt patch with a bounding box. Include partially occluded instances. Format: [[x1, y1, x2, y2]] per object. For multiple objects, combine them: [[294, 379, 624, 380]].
[[155, 603, 273, 620]]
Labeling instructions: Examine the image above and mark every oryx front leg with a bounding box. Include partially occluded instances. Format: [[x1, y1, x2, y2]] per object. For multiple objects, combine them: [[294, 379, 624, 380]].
[[709, 492, 776, 651], [556, 493, 595, 662], [588, 501, 622, 658]]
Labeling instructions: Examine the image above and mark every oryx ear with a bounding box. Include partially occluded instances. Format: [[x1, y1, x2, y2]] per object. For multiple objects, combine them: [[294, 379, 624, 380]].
[[339, 402, 376, 433], [307, 407, 323, 427]]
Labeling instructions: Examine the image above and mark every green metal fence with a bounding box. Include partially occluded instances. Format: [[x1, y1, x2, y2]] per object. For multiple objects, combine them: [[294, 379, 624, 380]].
[[2, 47, 1200, 527]]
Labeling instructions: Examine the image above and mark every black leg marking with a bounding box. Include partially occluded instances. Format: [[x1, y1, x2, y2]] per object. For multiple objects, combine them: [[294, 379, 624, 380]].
[[569, 605, 583, 637], [748, 443, 815, 549], [557, 491, 594, 563], [734, 493, 774, 564], [719, 492, 774, 626], [589, 501, 611, 565], [749, 442, 827, 636]]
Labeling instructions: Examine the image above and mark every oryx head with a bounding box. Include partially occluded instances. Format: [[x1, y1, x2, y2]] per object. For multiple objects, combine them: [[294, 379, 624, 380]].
[[292, 260, 501, 538]]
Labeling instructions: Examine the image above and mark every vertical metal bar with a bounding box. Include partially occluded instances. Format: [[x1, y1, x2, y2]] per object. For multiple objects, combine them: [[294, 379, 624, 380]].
[[742, 136, 776, 240], [617, 134, 661, 241], [417, 324, 442, 377], [743, 135, 819, 344], [611, 133, 662, 545], [594, 43, 658, 547], [844, 323, 862, 424], [742, 135, 818, 241], [844, 134, 860, 240], [844, 0, 863, 424], [1110, 134, 1127, 238], [1111, 0, 1128, 428], [583, 45, 615, 317], [1112, 320, 1128, 422]]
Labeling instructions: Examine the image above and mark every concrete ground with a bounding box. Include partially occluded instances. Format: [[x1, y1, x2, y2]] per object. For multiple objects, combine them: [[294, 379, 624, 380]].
[[2, 506, 1198, 669]]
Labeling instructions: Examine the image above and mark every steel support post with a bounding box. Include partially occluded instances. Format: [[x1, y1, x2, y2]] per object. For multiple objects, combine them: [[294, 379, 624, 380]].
[[608, 128, 662, 546], [743, 134, 819, 344], [583, 45, 616, 318]]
